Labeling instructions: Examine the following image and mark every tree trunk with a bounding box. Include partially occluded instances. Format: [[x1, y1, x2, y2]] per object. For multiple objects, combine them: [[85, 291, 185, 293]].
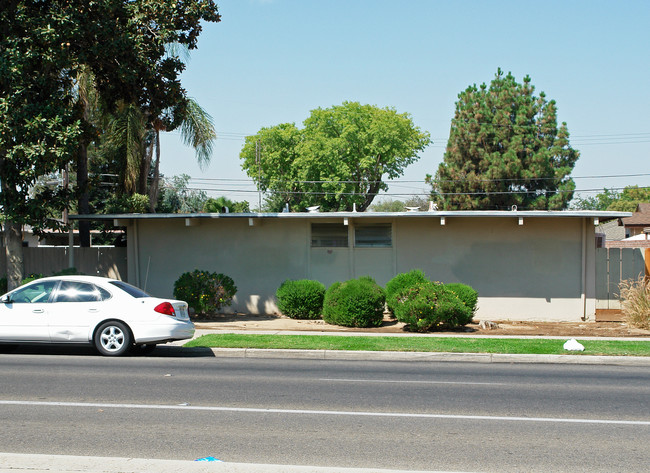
[[148, 129, 161, 213], [358, 180, 381, 212], [4, 221, 23, 291], [77, 140, 91, 247], [1, 149, 24, 289], [139, 137, 154, 195]]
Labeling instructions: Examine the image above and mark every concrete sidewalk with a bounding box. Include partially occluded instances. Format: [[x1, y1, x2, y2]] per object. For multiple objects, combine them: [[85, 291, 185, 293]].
[[0, 453, 458, 473]]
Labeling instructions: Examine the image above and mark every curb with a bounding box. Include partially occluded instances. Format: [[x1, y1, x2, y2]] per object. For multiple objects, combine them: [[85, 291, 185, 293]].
[[0, 453, 450, 473], [204, 347, 650, 366]]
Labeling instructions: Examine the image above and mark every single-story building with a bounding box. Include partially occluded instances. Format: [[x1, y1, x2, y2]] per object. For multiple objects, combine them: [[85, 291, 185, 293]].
[[72, 210, 631, 322]]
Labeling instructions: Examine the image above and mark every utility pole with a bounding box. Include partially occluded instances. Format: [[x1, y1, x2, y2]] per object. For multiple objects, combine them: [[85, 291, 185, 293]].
[[255, 140, 261, 211]]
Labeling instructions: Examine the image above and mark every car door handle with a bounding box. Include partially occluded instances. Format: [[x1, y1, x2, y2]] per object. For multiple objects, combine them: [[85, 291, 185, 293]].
[[32, 309, 45, 314], [88, 308, 99, 313]]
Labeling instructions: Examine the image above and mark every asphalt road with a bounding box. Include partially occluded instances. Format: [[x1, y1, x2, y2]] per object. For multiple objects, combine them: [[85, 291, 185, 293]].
[[1, 347, 649, 472]]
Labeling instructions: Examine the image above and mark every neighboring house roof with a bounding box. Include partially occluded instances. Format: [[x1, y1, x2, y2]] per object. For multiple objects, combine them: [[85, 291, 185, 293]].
[[596, 219, 626, 241], [619, 202, 650, 227]]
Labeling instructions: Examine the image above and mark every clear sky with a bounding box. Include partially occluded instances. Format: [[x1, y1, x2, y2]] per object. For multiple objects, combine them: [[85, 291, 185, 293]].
[[159, 0, 650, 206]]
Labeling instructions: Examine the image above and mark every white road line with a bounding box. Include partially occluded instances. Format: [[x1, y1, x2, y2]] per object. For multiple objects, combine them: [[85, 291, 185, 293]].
[[1, 399, 649, 426], [320, 378, 509, 386]]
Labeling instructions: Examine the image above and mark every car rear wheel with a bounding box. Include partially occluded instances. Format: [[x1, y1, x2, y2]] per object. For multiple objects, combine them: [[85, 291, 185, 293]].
[[94, 321, 132, 356]]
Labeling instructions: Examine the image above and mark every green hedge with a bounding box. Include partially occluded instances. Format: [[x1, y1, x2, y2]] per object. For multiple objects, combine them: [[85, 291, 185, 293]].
[[173, 270, 237, 316], [445, 283, 478, 315], [393, 281, 472, 332], [385, 269, 429, 313], [323, 276, 386, 328], [276, 279, 325, 319]]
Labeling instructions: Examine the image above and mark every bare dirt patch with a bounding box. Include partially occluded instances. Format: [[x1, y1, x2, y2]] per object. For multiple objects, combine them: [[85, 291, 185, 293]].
[[193, 313, 650, 338]]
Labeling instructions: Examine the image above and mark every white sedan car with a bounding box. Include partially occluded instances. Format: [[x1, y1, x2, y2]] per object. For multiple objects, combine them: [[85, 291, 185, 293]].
[[0, 275, 194, 356]]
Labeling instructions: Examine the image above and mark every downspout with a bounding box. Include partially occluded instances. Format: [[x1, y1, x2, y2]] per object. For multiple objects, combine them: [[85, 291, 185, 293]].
[[581, 218, 587, 321], [133, 220, 141, 288]]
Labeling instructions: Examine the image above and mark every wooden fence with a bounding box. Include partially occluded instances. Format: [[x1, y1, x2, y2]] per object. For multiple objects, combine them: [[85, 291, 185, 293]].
[[1, 247, 127, 281], [595, 247, 646, 320]]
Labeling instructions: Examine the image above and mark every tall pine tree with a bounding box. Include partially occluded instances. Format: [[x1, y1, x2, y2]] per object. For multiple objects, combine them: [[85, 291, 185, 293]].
[[433, 69, 578, 210]]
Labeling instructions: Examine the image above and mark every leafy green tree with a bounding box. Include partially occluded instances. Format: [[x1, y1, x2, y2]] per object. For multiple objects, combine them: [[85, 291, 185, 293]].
[[606, 186, 650, 212], [105, 194, 150, 214], [157, 174, 208, 213], [72, 1, 220, 240], [370, 199, 408, 212], [433, 69, 579, 210], [370, 196, 431, 212], [203, 197, 250, 213], [1, 2, 81, 289], [571, 186, 650, 212], [571, 188, 620, 210], [1, 1, 220, 286], [240, 102, 431, 212]]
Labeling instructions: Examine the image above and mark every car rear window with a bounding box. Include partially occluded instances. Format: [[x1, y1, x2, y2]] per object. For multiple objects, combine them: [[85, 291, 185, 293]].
[[109, 280, 151, 298]]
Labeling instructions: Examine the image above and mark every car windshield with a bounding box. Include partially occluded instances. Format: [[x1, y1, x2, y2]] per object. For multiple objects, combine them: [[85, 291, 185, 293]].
[[6, 280, 58, 303], [108, 280, 151, 298]]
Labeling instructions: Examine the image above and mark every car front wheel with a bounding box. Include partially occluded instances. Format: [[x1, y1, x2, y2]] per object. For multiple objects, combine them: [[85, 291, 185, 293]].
[[94, 321, 132, 356]]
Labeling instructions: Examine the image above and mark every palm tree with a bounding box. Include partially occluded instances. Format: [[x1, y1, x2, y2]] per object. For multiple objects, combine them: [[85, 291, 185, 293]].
[[81, 40, 216, 215], [148, 98, 216, 212], [103, 102, 147, 195]]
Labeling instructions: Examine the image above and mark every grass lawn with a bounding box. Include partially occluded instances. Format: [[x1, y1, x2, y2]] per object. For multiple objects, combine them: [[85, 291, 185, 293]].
[[185, 334, 650, 357]]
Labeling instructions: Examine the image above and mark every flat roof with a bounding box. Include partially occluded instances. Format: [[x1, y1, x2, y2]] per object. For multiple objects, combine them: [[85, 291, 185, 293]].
[[70, 210, 632, 221]]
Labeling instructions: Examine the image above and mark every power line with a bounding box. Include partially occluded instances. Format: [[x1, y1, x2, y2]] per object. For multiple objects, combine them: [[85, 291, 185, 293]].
[[182, 185, 648, 198], [183, 173, 650, 186], [164, 128, 650, 146]]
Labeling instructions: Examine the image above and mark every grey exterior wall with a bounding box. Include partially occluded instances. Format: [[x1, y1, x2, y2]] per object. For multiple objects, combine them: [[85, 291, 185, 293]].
[[125, 215, 598, 322]]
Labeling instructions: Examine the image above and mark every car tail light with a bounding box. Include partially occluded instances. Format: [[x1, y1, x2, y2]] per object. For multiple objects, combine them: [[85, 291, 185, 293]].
[[154, 302, 176, 317]]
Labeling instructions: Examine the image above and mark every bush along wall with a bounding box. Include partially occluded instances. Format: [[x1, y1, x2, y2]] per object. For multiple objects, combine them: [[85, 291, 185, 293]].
[[323, 276, 386, 328], [393, 281, 473, 332], [173, 270, 237, 317], [385, 269, 429, 314], [276, 279, 325, 319], [444, 283, 478, 316]]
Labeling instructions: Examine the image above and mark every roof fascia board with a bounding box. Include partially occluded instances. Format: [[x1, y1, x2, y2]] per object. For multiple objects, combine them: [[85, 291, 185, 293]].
[[70, 210, 633, 221]]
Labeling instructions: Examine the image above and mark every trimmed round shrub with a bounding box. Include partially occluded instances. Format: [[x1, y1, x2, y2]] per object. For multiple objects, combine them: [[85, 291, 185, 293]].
[[323, 277, 386, 328], [445, 283, 478, 316], [173, 270, 237, 316], [276, 279, 326, 319], [393, 281, 472, 332], [385, 269, 429, 313]]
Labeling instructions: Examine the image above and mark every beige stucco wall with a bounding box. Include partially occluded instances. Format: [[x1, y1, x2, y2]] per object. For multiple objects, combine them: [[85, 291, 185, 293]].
[[394, 217, 595, 321], [128, 218, 309, 315], [126, 215, 597, 322]]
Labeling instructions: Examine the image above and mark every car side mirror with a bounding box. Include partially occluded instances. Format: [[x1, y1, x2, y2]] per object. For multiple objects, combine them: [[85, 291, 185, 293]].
[[1, 294, 12, 304]]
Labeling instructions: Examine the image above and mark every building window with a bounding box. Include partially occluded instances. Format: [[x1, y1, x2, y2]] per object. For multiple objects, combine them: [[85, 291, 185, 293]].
[[311, 224, 348, 247], [355, 224, 392, 248]]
